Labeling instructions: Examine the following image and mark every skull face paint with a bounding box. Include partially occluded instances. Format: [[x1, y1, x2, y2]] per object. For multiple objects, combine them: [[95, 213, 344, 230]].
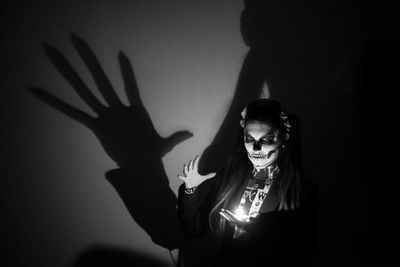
[[244, 121, 281, 170]]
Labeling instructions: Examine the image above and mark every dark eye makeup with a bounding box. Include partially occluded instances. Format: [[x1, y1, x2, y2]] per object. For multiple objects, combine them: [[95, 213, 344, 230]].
[[244, 133, 277, 145], [244, 136, 255, 143]]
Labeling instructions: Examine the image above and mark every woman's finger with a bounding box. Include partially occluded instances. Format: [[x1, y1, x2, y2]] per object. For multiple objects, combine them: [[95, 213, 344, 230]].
[[223, 210, 238, 223], [219, 211, 233, 222], [188, 159, 193, 171], [225, 210, 244, 224], [224, 209, 237, 219], [185, 162, 190, 174], [177, 175, 186, 181], [193, 155, 199, 171], [183, 164, 187, 175]]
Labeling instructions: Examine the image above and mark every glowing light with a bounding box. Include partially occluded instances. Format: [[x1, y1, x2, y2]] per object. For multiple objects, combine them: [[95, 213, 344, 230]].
[[234, 206, 248, 221]]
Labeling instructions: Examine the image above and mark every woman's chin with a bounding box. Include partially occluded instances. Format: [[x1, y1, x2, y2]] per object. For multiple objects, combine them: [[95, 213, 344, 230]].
[[251, 160, 269, 169]]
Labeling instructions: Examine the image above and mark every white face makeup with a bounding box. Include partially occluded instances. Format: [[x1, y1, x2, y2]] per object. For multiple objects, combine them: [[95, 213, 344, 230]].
[[244, 121, 281, 170]]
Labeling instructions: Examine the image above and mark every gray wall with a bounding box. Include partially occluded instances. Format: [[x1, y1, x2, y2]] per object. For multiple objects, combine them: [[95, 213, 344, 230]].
[[2, 0, 398, 266]]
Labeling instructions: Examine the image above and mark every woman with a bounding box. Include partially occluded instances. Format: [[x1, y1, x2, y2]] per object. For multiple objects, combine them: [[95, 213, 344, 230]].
[[177, 99, 318, 266]]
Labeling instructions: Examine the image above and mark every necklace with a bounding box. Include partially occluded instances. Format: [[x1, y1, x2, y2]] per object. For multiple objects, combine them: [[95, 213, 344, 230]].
[[252, 164, 279, 181]]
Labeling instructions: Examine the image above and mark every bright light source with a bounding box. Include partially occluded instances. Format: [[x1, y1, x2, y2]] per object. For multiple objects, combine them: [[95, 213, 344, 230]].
[[234, 206, 248, 221]]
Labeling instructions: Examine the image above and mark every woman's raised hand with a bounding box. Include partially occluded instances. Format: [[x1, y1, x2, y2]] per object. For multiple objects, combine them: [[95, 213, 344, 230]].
[[178, 156, 216, 189]]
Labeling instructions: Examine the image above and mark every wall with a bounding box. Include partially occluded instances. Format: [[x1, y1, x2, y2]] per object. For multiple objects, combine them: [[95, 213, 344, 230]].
[[2, 0, 399, 266]]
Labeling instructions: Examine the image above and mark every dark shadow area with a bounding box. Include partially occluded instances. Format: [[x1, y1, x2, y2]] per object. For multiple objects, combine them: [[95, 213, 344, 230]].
[[29, 34, 191, 250], [236, 1, 399, 266], [199, 0, 398, 266], [29, 31, 264, 267], [198, 49, 266, 173], [73, 245, 170, 267], [28, 1, 400, 266], [354, 42, 400, 266]]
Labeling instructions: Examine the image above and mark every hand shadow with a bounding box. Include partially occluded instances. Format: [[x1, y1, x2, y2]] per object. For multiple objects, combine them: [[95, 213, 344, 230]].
[[179, 29, 268, 267], [29, 33, 192, 250], [30, 32, 266, 267], [198, 48, 266, 174]]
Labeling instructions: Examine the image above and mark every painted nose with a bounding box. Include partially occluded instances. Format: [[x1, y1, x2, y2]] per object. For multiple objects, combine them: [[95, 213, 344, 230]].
[[253, 140, 262, 151]]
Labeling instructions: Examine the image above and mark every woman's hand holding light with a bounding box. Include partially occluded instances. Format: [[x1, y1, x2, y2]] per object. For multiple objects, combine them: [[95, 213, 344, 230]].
[[178, 156, 216, 189]]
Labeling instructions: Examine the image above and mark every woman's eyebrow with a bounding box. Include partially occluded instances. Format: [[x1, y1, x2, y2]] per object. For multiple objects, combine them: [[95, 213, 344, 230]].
[[262, 132, 276, 137], [244, 131, 276, 138], [244, 132, 254, 138]]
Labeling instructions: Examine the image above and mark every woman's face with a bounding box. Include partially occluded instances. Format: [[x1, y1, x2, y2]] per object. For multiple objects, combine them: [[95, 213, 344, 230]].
[[244, 120, 281, 169]]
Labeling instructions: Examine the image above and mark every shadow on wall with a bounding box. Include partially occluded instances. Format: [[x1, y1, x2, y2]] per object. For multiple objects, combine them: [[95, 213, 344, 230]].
[[29, 31, 264, 267], [73, 245, 170, 267], [239, 0, 400, 266], [29, 0, 399, 266], [28, 0, 320, 266], [29, 33, 191, 250]]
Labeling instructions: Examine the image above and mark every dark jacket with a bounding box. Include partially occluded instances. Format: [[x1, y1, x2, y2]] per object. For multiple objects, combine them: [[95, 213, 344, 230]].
[[177, 157, 318, 267]]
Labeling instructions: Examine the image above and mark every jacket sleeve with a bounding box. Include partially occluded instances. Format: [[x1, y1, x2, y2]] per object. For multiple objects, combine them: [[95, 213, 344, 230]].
[[177, 175, 219, 238]]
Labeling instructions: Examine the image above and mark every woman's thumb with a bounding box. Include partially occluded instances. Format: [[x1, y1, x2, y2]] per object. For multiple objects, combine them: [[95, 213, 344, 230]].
[[204, 172, 217, 180]]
